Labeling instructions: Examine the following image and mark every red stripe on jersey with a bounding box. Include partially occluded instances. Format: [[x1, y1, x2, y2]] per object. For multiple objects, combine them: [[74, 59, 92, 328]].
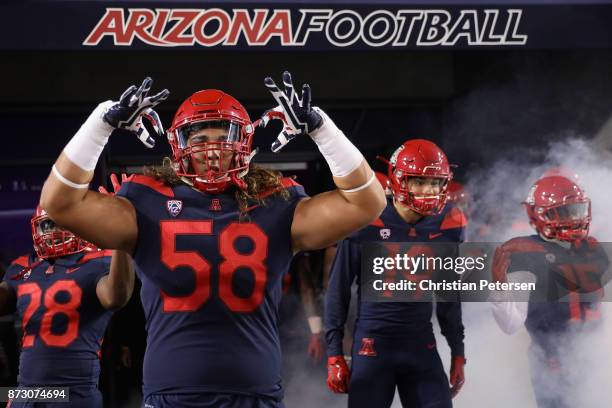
[[11, 255, 30, 268], [80, 249, 112, 264], [281, 177, 300, 188], [246, 178, 305, 210], [128, 175, 175, 197], [370, 218, 384, 227], [440, 207, 468, 230], [491, 237, 547, 282]]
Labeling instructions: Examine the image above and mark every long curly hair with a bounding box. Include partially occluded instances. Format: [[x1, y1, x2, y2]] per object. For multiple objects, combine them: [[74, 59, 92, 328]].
[[144, 157, 290, 213]]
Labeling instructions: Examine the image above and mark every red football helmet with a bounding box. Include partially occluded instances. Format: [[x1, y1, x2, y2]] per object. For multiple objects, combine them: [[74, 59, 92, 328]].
[[523, 175, 591, 242], [447, 181, 473, 216], [167, 89, 255, 193], [387, 139, 453, 215], [31, 206, 88, 259]]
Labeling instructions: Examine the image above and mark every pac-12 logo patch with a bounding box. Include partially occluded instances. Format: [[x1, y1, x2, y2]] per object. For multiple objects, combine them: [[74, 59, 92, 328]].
[[358, 337, 377, 356], [380, 228, 391, 240], [166, 200, 183, 217]]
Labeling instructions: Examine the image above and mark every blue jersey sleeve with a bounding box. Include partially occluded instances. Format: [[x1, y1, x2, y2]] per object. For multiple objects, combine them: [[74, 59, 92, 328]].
[[436, 301, 465, 357], [3, 255, 32, 294], [324, 238, 359, 357], [87, 254, 112, 286]]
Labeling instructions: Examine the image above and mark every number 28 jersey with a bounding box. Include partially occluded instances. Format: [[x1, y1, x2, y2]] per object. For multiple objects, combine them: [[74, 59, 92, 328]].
[[117, 175, 307, 400], [3, 251, 111, 388]]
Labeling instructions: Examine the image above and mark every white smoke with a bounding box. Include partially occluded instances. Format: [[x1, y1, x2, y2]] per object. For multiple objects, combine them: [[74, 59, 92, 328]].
[[448, 137, 612, 408]]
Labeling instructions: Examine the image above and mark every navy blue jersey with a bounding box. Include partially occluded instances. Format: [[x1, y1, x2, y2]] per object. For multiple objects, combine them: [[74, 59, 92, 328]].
[[325, 197, 466, 357], [493, 235, 609, 352], [3, 250, 111, 388], [117, 175, 307, 400]]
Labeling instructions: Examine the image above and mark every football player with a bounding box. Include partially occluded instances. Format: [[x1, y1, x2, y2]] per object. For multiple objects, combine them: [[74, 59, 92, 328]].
[[325, 139, 467, 408], [0, 207, 134, 407], [491, 174, 609, 408], [39, 73, 386, 407]]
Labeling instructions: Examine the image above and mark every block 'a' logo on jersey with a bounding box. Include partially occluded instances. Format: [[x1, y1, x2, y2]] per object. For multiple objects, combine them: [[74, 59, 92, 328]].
[[209, 198, 222, 212], [358, 337, 377, 357], [380, 228, 391, 240], [166, 200, 183, 217]]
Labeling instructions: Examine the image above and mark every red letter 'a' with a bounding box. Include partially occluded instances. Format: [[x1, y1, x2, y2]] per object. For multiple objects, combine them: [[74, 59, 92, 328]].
[[257, 10, 292, 45], [83, 8, 130, 46]]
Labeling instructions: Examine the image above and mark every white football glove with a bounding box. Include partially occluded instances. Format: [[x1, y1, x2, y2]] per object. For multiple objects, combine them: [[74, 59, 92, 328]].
[[103, 77, 169, 148], [261, 71, 323, 152]]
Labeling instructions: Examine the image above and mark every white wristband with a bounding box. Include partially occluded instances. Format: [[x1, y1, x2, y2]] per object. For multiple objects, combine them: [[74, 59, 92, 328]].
[[63, 101, 115, 171], [52, 165, 90, 189], [341, 173, 376, 193], [308, 316, 322, 334], [309, 107, 364, 178]]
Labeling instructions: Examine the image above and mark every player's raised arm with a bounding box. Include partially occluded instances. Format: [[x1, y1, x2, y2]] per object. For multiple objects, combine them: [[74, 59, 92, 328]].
[[261, 72, 386, 251], [95, 177, 137, 310], [40, 78, 169, 252]]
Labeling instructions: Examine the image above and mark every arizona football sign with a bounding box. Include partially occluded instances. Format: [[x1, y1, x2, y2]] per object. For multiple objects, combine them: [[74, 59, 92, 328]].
[[2, 1, 612, 50], [83, 8, 527, 49]]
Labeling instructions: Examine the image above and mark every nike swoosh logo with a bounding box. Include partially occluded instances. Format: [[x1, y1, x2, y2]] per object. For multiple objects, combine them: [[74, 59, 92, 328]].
[[429, 232, 443, 239]]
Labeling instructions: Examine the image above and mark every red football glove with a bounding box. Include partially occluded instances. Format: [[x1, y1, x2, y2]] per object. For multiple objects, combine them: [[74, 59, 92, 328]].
[[327, 355, 350, 393], [307, 333, 324, 363], [449, 355, 466, 398]]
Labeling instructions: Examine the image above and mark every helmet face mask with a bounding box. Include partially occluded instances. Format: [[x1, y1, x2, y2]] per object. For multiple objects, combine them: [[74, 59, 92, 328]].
[[524, 175, 591, 242], [167, 90, 254, 193], [387, 140, 452, 216], [31, 207, 87, 259]]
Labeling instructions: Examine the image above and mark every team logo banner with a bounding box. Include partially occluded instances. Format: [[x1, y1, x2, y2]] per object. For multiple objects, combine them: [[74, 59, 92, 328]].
[[2, 2, 612, 50], [82, 7, 527, 49]]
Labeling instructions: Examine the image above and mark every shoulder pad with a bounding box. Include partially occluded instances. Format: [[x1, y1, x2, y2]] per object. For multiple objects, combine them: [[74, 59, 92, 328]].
[[499, 236, 548, 254], [126, 174, 174, 197], [256, 177, 303, 200], [10, 254, 31, 268], [79, 249, 113, 264], [370, 218, 385, 228], [492, 237, 546, 282], [440, 207, 468, 231]]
